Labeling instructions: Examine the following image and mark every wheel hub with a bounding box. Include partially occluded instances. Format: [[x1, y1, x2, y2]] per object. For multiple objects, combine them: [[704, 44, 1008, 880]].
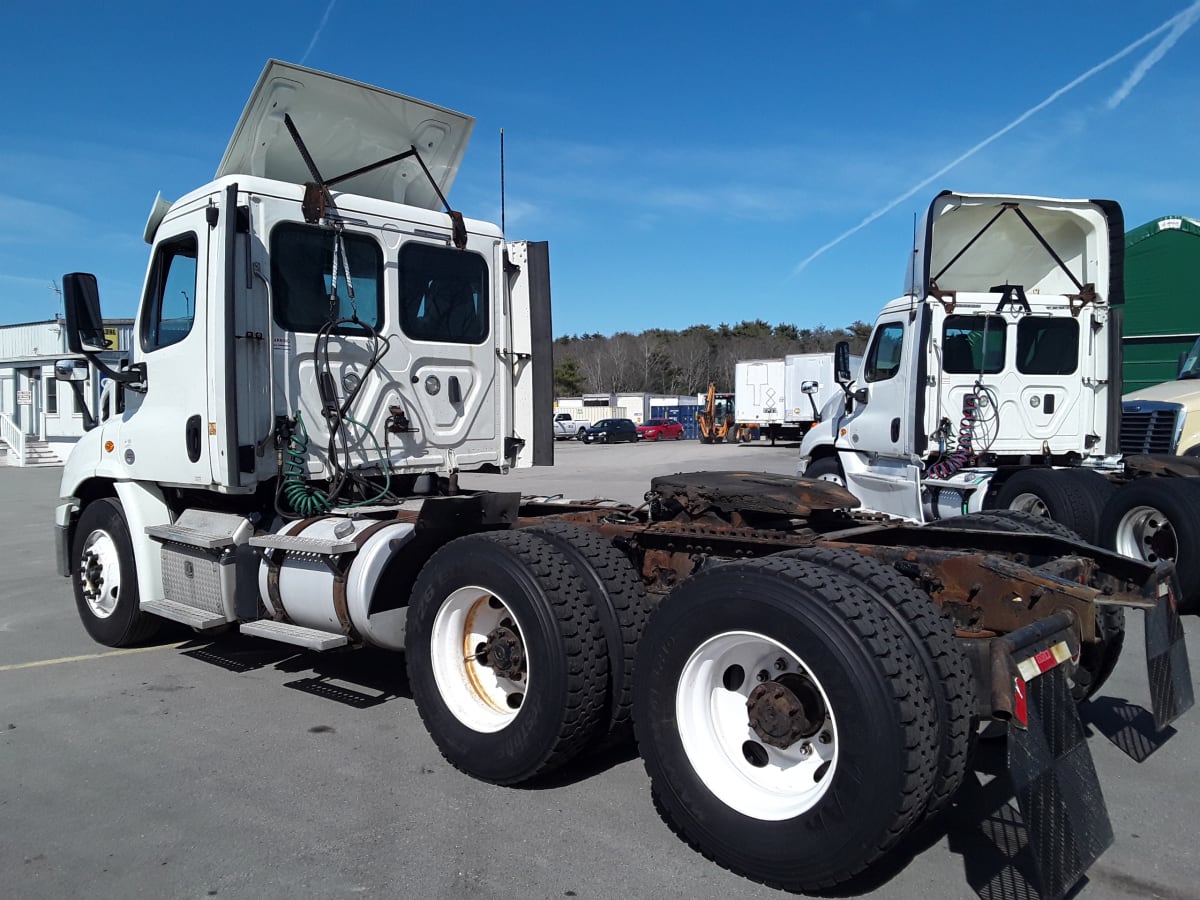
[[81, 550, 104, 600], [746, 673, 825, 749], [477, 624, 526, 681]]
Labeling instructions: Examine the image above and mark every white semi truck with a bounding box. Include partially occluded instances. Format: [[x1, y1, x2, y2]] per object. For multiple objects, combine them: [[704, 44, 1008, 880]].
[[798, 191, 1200, 612], [53, 66, 1191, 899]]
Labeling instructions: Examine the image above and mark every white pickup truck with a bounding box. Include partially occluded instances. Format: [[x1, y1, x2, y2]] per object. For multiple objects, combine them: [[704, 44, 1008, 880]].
[[553, 412, 587, 440]]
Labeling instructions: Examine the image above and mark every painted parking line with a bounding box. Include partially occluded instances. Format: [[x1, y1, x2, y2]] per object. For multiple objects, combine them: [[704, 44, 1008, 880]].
[[0, 642, 186, 672]]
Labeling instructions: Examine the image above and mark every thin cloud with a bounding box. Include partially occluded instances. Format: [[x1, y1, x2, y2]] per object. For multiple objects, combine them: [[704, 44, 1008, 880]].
[[793, 1, 1200, 275], [300, 0, 338, 65], [1108, 0, 1200, 108]]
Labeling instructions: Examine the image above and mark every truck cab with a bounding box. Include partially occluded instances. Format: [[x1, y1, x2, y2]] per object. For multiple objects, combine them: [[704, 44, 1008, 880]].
[[800, 191, 1124, 523], [54, 60, 552, 644]]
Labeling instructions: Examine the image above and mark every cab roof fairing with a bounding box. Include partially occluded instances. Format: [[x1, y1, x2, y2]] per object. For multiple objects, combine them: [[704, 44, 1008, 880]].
[[902, 191, 1124, 305], [216, 60, 475, 213]]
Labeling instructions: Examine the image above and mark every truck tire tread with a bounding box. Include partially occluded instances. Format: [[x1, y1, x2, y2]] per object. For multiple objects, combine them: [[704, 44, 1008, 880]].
[[406, 529, 608, 784]]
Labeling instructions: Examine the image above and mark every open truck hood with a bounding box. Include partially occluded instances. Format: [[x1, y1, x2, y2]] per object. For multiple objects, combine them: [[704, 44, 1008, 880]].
[[905, 192, 1124, 304], [216, 60, 474, 211]]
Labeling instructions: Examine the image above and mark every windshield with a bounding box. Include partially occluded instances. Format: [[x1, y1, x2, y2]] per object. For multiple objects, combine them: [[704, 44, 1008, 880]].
[[1181, 337, 1200, 379]]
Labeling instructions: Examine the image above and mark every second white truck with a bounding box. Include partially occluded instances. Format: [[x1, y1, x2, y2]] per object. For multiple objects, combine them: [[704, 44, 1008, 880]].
[[799, 190, 1200, 611]]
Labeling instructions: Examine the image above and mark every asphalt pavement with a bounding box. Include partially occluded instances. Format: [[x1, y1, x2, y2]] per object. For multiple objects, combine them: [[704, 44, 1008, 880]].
[[2, 441, 1198, 899]]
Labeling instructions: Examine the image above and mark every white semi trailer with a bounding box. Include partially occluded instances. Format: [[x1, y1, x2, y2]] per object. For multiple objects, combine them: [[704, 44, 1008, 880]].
[[53, 66, 1191, 899], [736, 353, 860, 444]]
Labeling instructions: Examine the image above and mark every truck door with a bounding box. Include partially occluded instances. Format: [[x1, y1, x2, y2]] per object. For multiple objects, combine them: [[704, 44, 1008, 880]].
[[837, 308, 926, 519], [395, 237, 499, 469], [118, 206, 213, 486]]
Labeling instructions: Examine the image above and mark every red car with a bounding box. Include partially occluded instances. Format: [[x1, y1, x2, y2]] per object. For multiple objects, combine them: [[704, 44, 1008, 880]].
[[637, 418, 685, 441]]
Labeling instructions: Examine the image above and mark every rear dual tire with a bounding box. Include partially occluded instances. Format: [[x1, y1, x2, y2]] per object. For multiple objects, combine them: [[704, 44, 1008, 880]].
[[633, 556, 939, 892]]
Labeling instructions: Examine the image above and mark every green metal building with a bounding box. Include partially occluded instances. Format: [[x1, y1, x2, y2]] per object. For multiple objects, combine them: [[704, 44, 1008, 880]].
[[1122, 215, 1200, 393]]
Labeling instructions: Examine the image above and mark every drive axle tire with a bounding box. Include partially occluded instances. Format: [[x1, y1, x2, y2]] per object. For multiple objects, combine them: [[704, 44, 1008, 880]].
[[406, 530, 608, 784], [522, 522, 654, 744], [72, 498, 160, 647], [633, 556, 938, 892], [1101, 476, 1200, 614], [991, 468, 1112, 545], [776, 548, 974, 819]]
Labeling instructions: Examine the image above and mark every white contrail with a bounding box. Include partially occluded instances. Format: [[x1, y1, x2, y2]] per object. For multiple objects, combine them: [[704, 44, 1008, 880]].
[[1108, 1, 1200, 108], [299, 0, 338, 65], [793, 1, 1200, 275]]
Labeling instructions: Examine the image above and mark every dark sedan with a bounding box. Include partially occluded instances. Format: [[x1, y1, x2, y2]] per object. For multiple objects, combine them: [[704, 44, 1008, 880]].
[[581, 418, 639, 444]]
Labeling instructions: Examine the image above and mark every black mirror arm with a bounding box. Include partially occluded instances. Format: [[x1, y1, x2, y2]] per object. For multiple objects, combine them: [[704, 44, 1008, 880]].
[[67, 381, 98, 431]]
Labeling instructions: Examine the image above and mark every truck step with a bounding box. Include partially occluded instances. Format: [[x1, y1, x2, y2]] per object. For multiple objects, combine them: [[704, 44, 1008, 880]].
[[239, 620, 349, 650], [146, 523, 238, 550], [249, 534, 358, 557], [141, 598, 229, 630], [146, 510, 253, 550]]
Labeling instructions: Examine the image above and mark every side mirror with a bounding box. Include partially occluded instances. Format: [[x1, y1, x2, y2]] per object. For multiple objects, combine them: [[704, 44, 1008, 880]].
[[62, 273, 108, 353], [801, 380, 819, 395], [54, 359, 88, 382], [834, 341, 852, 385]]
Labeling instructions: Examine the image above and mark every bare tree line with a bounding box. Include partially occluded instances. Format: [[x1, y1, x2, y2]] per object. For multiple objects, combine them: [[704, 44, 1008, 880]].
[[553, 319, 873, 396]]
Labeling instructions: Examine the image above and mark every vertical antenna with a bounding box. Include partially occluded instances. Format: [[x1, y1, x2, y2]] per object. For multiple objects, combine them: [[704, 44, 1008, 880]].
[[909, 212, 919, 316], [500, 127, 506, 236], [48, 280, 63, 320]]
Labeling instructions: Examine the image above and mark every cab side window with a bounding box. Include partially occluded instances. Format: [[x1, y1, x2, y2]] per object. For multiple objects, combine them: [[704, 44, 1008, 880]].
[[142, 234, 198, 351], [864, 322, 904, 383]]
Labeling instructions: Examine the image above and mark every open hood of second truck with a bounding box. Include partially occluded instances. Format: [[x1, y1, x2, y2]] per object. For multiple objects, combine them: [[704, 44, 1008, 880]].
[[216, 60, 475, 211], [904, 192, 1124, 304]]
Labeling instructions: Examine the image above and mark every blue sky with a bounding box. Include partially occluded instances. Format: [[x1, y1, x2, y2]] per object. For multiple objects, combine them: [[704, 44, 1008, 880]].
[[2, 1, 1198, 337]]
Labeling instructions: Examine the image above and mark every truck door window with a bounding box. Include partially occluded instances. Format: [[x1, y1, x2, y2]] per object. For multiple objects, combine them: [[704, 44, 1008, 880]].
[[271, 224, 383, 333], [398, 242, 489, 344], [1017, 317, 1079, 375], [864, 322, 905, 382], [142, 234, 198, 351], [942, 315, 1006, 374]]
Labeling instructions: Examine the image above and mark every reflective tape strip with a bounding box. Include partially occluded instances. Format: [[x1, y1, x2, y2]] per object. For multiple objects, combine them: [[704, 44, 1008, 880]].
[[1016, 640, 1073, 682]]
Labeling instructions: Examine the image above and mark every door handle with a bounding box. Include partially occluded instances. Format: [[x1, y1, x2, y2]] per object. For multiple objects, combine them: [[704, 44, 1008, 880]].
[[448, 376, 462, 404], [890, 417, 900, 442], [186, 414, 202, 463]]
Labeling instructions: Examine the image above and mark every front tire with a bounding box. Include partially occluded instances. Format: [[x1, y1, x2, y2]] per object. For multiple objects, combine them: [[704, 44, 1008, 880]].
[[406, 530, 608, 784], [72, 498, 160, 647], [633, 556, 937, 892], [803, 455, 846, 488]]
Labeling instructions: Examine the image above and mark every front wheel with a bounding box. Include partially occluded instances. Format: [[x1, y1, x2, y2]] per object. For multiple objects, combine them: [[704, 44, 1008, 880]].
[[576, 426, 587, 440], [633, 556, 938, 892], [72, 498, 160, 647], [803, 455, 846, 488]]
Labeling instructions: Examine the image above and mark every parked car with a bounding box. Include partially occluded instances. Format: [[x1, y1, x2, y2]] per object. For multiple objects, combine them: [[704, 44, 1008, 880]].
[[637, 418, 685, 441], [581, 418, 639, 444]]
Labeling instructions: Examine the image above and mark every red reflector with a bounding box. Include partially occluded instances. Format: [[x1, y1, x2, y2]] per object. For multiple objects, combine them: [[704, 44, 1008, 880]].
[[1014, 676, 1028, 727]]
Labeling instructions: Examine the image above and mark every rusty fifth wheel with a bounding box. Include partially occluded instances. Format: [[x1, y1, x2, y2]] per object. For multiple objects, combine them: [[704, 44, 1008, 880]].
[[633, 556, 939, 892], [405, 530, 608, 785]]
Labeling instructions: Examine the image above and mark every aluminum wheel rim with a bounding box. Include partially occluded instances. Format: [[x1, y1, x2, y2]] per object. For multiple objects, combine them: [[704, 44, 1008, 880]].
[[1008, 492, 1051, 519], [431, 586, 529, 733], [1114, 505, 1178, 564], [79, 529, 121, 619], [676, 630, 838, 821]]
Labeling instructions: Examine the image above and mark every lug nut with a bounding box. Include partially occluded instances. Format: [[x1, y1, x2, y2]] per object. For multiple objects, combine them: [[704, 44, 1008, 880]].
[[818, 731, 832, 744], [774, 657, 786, 671], [756, 670, 769, 682]]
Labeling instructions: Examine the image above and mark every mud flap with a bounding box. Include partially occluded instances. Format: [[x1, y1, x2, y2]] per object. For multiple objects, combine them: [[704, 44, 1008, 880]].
[[1144, 582, 1194, 731], [1001, 616, 1113, 900]]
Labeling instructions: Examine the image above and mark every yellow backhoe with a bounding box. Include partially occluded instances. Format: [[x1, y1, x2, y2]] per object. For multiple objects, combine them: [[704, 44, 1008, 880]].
[[696, 382, 742, 443]]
